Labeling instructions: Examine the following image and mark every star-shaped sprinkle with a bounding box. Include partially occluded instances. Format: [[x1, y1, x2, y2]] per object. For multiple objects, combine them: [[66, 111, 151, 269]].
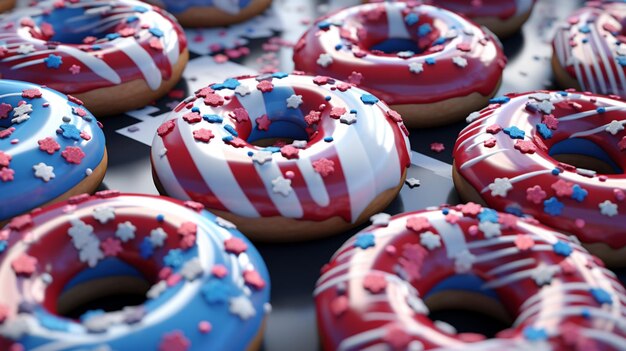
[[243, 270, 266, 290], [61, 146, 85, 164], [618, 136, 626, 151], [180, 258, 203, 281], [193, 128, 214, 143], [22, 88, 41, 99], [589, 288, 612, 305], [255, 114, 271, 130], [140, 238, 154, 259], [116, 221, 136, 242], [93, 206, 115, 224], [514, 140, 536, 154], [17, 44, 35, 54], [38, 137, 60, 154], [312, 158, 335, 177], [256, 80, 273, 92], [406, 216, 431, 232], [531, 263, 557, 286], [317, 53, 333, 67], [354, 232, 375, 249], [605, 120, 624, 135], [33, 162, 55, 182], [0, 151, 11, 167], [13, 103, 32, 117], [454, 250, 476, 273], [430, 143, 445, 153], [271, 176, 292, 196], [488, 178, 512, 197], [203, 93, 224, 107], [79, 239, 104, 267], [339, 111, 357, 125], [479, 221, 501, 238], [360, 94, 379, 105], [230, 108, 249, 123], [515, 234, 534, 250], [551, 179, 574, 197], [164, 249, 184, 268], [524, 326, 548, 341], [0, 103, 12, 119], [409, 62, 424, 74], [452, 56, 468, 67], [69, 64, 81, 74], [150, 228, 167, 247], [235, 84, 251, 96], [526, 185, 547, 204], [229, 295, 256, 320], [0, 168, 14, 182], [11, 253, 37, 275], [599, 200, 618, 216], [363, 273, 387, 293], [503, 126, 525, 139], [224, 237, 247, 255], [202, 280, 232, 303], [59, 123, 81, 140], [420, 231, 441, 250], [251, 151, 273, 165], [553, 240, 572, 256], [159, 330, 190, 351], [544, 197, 564, 216], [101, 237, 122, 257], [44, 54, 63, 69], [286, 94, 303, 109], [405, 177, 420, 188], [147, 281, 167, 299], [280, 145, 299, 159], [370, 213, 391, 226]]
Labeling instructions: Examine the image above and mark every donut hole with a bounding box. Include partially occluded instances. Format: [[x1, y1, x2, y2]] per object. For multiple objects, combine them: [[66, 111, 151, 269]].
[[54, 258, 155, 319], [369, 38, 422, 54], [423, 274, 513, 338], [549, 138, 623, 174]]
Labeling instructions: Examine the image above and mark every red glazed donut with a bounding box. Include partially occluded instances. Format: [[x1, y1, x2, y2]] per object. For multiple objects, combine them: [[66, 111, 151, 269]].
[[316, 206, 626, 350], [453, 91, 626, 266], [552, 1, 626, 98], [293, 2, 506, 127], [151, 73, 411, 241], [0, 0, 189, 116]]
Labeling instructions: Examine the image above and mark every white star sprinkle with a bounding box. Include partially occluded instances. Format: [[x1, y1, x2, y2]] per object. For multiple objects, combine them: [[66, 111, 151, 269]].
[[466, 111, 481, 123], [271, 176, 292, 196], [531, 263, 558, 286], [234, 84, 251, 96], [68, 219, 94, 239], [599, 200, 618, 217], [149, 228, 167, 247], [13, 103, 32, 117], [146, 281, 167, 299], [316, 53, 333, 67], [17, 44, 35, 55], [115, 221, 136, 242], [252, 151, 273, 165], [605, 120, 625, 135], [463, 27, 474, 36], [529, 93, 552, 101], [33, 163, 55, 182], [79, 238, 104, 267], [488, 178, 513, 197], [420, 231, 441, 250], [180, 258, 203, 281], [83, 314, 115, 333], [92, 206, 115, 224], [444, 30, 458, 39], [435, 320, 457, 334], [405, 177, 420, 188], [229, 295, 256, 320], [397, 51, 415, 58], [454, 250, 476, 273], [286, 94, 303, 109], [537, 100, 555, 114], [216, 216, 237, 229], [71, 229, 97, 250], [370, 213, 391, 226], [409, 62, 424, 74], [339, 112, 357, 125], [11, 114, 30, 124], [478, 221, 501, 238], [292, 140, 307, 149], [452, 56, 468, 68]]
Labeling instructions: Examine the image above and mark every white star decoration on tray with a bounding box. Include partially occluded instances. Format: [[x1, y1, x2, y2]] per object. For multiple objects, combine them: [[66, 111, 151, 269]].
[[316, 53, 333, 67], [405, 177, 421, 188], [229, 295, 256, 320], [488, 177, 513, 197], [286, 94, 303, 109], [420, 231, 441, 250], [33, 163, 55, 182], [115, 221, 136, 242], [599, 200, 618, 217], [605, 120, 625, 135], [271, 176, 292, 196], [370, 213, 391, 226], [92, 206, 115, 224], [149, 228, 167, 247]]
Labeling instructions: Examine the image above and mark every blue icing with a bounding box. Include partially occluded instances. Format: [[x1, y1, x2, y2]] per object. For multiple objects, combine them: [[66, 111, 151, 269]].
[[425, 274, 498, 300], [62, 258, 144, 292], [0, 80, 106, 221], [548, 138, 623, 173], [158, 0, 254, 14]]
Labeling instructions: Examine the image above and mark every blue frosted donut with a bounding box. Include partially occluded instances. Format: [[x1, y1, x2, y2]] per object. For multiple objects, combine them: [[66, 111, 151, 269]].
[[0, 79, 106, 222], [0, 192, 271, 351]]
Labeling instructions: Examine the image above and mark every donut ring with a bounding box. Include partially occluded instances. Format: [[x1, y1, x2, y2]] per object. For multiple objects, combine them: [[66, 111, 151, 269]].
[[293, 2, 506, 127], [316, 206, 626, 350], [552, 1, 626, 98], [0, 79, 107, 223], [0, 192, 270, 351], [151, 73, 411, 241], [453, 91, 626, 266], [143, 0, 273, 27], [0, 0, 189, 116]]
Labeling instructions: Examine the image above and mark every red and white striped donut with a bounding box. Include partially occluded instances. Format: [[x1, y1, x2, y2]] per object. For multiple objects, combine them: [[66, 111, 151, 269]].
[[316, 206, 626, 351], [151, 73, 411, 241], [293, 2, 506, 127], [453, 91, 626, 266], [552, 1, 626, 98], [0, 0, 188, 116]]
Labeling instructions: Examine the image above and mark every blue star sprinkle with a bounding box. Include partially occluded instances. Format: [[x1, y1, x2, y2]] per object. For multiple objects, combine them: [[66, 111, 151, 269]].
[[571, 185, 588, 202], [590, 288, 613, 305], [360, 94, 379, 105], [214, 78, 240, 90], [544, 197, 564, 216], [418, 23, 432, 36], [354, 233, 375, 249], [106, 33, 120, 41], [224, 124, 238, 136], [139, 237, 154, 259], [489, 96, 510, 104], [523, 326, 548, 341], [0, 240, 7, 253], [425, 57, 436, 65], [126, 15, 139, 23], [405, 13, 419, 26], [201, 280, 233, 304], [477, 208, 499, 223], [164, 249, 184, 268], [553, 240, 572, 257], [203, 114, 223, 123], [133, 5, 148, 12], [149, 28, 163, 38], [59, 124, 81, 140], [222, 135, 234, 143], [503, 126, 525, 139], [578, 24, 590, 33], [44, 54, 63, 69], [536, 123, 552, 139], [318, 21, 331, 30], [272, 72, 289, 79], [324, 136, 334, 142], [596, 107, 606, 114], [618, 57, 626, 67]]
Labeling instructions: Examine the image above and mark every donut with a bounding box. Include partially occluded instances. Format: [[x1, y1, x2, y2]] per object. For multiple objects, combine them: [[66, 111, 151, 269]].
[[293, 2, 506, 127], [150, 73, 411, 241], [0, 79, 107, 224], [315, 206, 626, 350], [143, 0, 273, 27], [0, 0, 189, 116], [452, 91, 626, 266], [0, 0, 15, 13], [0, 192, 271, 351], [552, 1, 626, 98]]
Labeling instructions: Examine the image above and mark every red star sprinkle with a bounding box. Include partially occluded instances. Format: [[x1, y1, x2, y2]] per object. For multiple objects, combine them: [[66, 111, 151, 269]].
[[348, 71, 363, 85], [486, 124, 502, 134], [69, 64, 81, 74], [157, 120, 176, 136], [195, 87, 214, 98], [230, 108, 249, 123], [312, 76, 330, 85], [0, 103, 12, 119], [256, 80, 274, 92], [61, 146, 85, 164], [526, 185, 547, 204], [406, 216, 431, 232], [149, 37, 163, 50], [483, 137, 497, 148], [118, 27, 136, 37], [180, 234, 196, 250], [158, 330, 190, 351], [184, 201, 204, 211], [430, 142, 445, 153], [67, 95, 83, 105], [101, 237, 122, 257], [305, 110, 321, 125], [459, 202, 482, 216], [22, 88, 42, 99], [193, 128, 214, 143], [542, 114, 559, 130], [227, 137, 247, 148], [457, 42, 472, 52], [330, 107, 346, 119], [0, 151, 11, 167], [80, 131, 91, 141], [514, 234, 534, 251], [383, 324, 412, 350], [73, 107, 87, 117], [331, 296, 349, 316], [203, 93, 224, 107], [445, 213, 460, 224], [498, 214, 518, 229], [386, 110, 402, 123], [312, 158, 335, 177], [551, 179, 574, 197], [0, 168, 14, 182], [400, 243, 427, 281], [280, 145, 299, 159], [212, 264, 228, 278], [336, 82, 352, 91], [178, 222, 197, 237], [0, 304, 8, 323], [243, 270, 266, 290], [363, 273, 387, 293], [183, 112, 202, 124], [618, 136, 626, 151], [224, 237, 247, 255], [514, 140, 536, 154], [9, 214, 32, 230], [167, 274, 182, 287], [38, 137, 60, 154], [0, 128, 15, 139], [256, 114, 271, 130], [11, 254, 37, 276]]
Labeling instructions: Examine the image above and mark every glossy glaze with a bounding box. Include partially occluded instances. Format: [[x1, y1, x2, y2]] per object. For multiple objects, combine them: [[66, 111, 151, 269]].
[[0, 192, 270, 351], [151, 73, 411, 223], [0, 0, 187, 94], [0, 80, 105, 222], [293, 2, 506, 106], [453, 91, 626, 249], [145, 0, 253, 15], [316, 206, 626, 350], [424, 0, 534, 20]]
